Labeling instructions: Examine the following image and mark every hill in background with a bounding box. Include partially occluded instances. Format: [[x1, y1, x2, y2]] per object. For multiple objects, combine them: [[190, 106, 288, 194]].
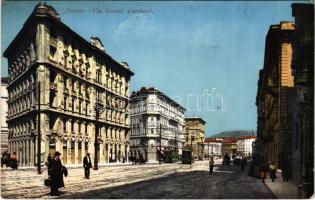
[[209, 130, 256, 138]]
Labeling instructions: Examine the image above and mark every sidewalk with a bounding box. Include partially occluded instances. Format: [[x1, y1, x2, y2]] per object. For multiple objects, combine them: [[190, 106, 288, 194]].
[[1, 162, 133, 171], [1, 161, 183, 171], [264, 172, 303, 199]]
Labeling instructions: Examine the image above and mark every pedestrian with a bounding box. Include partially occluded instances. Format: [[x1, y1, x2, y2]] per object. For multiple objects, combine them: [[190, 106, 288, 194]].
[[227, 155, 231, 166], [209, 157, 214, 174], [269, 161, 277, 182], [10, 152, 18, 170], [83, 152, 92, 179], [50, 151, 64, 196], [46, 153, 52, 176], [282, 158, 289, 182], [241, 156, 245, 171], [259, 163, 267, 183]]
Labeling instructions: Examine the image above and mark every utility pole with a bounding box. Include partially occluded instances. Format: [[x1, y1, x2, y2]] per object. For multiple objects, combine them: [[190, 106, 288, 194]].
[[37, 81, 41, 174], [94, 95, 99, 170], [190, 135, 194, 168], [159, 124, 162, 165], [174, 129, 178, 161]]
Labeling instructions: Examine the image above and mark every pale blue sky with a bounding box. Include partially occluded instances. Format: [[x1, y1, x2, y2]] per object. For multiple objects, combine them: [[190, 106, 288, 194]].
[[1, 1, 305, 136]]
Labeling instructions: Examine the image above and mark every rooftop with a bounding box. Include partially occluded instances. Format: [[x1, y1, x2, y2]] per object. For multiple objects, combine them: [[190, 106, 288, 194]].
[[131, 87, 186, 111], [185, 117, 206, 124]]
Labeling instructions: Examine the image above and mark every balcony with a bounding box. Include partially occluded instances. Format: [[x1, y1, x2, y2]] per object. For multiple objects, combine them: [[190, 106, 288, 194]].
[[49, 83, 58, 91], [79, 92, 84, 99], [64, 88, 69, 94], [72, 90, 77, 97]]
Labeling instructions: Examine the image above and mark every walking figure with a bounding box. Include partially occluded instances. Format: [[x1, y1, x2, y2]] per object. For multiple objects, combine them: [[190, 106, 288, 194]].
[[83, 152, 92, 179], [282, 158, 290, 182], [269, 161, 277, 182], [241, 156, 245, 171], [209, 157, 214, 174], [46, 153, 52, 176], [259, 162, 267, 183], [50, 151, 64, 196]]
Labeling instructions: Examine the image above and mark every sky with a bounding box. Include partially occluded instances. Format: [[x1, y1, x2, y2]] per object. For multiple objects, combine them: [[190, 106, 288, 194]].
[[1, 1, 306, 136]]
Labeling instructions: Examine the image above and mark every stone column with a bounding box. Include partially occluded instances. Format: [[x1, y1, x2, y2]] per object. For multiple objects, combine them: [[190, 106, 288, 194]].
[[26, 139, 30, 166], [56, 138, 62, 154], [121, 144, 125, 162], [66, 140, 71, 164], [113, 142, 116, 161], [45, 138, 49, 162], [7, 140, 10, 155], [106, 143, 110, 163], [74, 140, 78, 164], [30, 139, 34, 166], [22, 140, 26, 166], [18, 141, 22, 166], [126, 145, 129, 162], [81, 140, 86, 163]]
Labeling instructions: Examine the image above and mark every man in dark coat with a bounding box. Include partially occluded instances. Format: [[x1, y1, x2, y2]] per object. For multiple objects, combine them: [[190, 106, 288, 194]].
[[83, 152, 92, 179], [50, 151, 64, 196], [46, 153, 52, 176]]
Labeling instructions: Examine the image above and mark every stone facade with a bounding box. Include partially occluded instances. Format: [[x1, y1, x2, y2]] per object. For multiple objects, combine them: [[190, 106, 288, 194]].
[[184, 117, 205, 159], [290, 3, 314, 196], [236, 136, 256, 157], [204, 138, 222, 158], [129, 87, 186, 163], [221, 138, 237, 157], [1, 77, 9, 153], [3, 3, 133, 166], [256, 22, 295, 173]]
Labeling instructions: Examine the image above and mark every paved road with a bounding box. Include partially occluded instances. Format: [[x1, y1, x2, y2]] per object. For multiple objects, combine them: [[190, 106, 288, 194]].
[[1, 161, 275, 199]]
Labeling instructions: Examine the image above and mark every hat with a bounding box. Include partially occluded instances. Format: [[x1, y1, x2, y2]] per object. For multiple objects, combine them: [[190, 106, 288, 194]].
[[54, 151, 61, 156]]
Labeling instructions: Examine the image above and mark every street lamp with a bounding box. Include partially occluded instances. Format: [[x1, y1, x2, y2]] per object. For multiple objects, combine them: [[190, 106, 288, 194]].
[[93, 92, 106, 170], [191, 135, 194, 166], [159, 124, 163, 165], [37, 81, 41, 174]]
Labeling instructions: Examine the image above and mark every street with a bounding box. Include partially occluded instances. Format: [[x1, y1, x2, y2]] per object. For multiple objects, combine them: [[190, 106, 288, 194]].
[[1, 160, 275, 199]]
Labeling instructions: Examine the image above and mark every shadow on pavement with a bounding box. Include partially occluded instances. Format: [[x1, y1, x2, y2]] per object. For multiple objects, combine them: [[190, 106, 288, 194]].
[[59, 165, 276, 199]]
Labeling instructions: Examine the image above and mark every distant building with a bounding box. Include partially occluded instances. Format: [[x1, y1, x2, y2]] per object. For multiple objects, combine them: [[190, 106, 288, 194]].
[[221, 138, 237, 156], [1, 77, 9, 153], [236, 136, 256, 157], [129, 87, 186, 163], [184, 117, 206, 159], [204, 138, 222, 158]]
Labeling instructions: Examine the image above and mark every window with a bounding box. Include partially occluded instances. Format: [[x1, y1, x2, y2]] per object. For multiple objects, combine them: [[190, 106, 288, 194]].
[[79, 101, 81, 114], [63, 119, 67, 132], [71, 121, 74, 133], [72, 99, 74, 112]]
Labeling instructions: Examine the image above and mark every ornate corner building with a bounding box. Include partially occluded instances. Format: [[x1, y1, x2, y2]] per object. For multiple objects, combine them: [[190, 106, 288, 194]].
[[3, 3, 134, 166], [129, 87, 186, 163]]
